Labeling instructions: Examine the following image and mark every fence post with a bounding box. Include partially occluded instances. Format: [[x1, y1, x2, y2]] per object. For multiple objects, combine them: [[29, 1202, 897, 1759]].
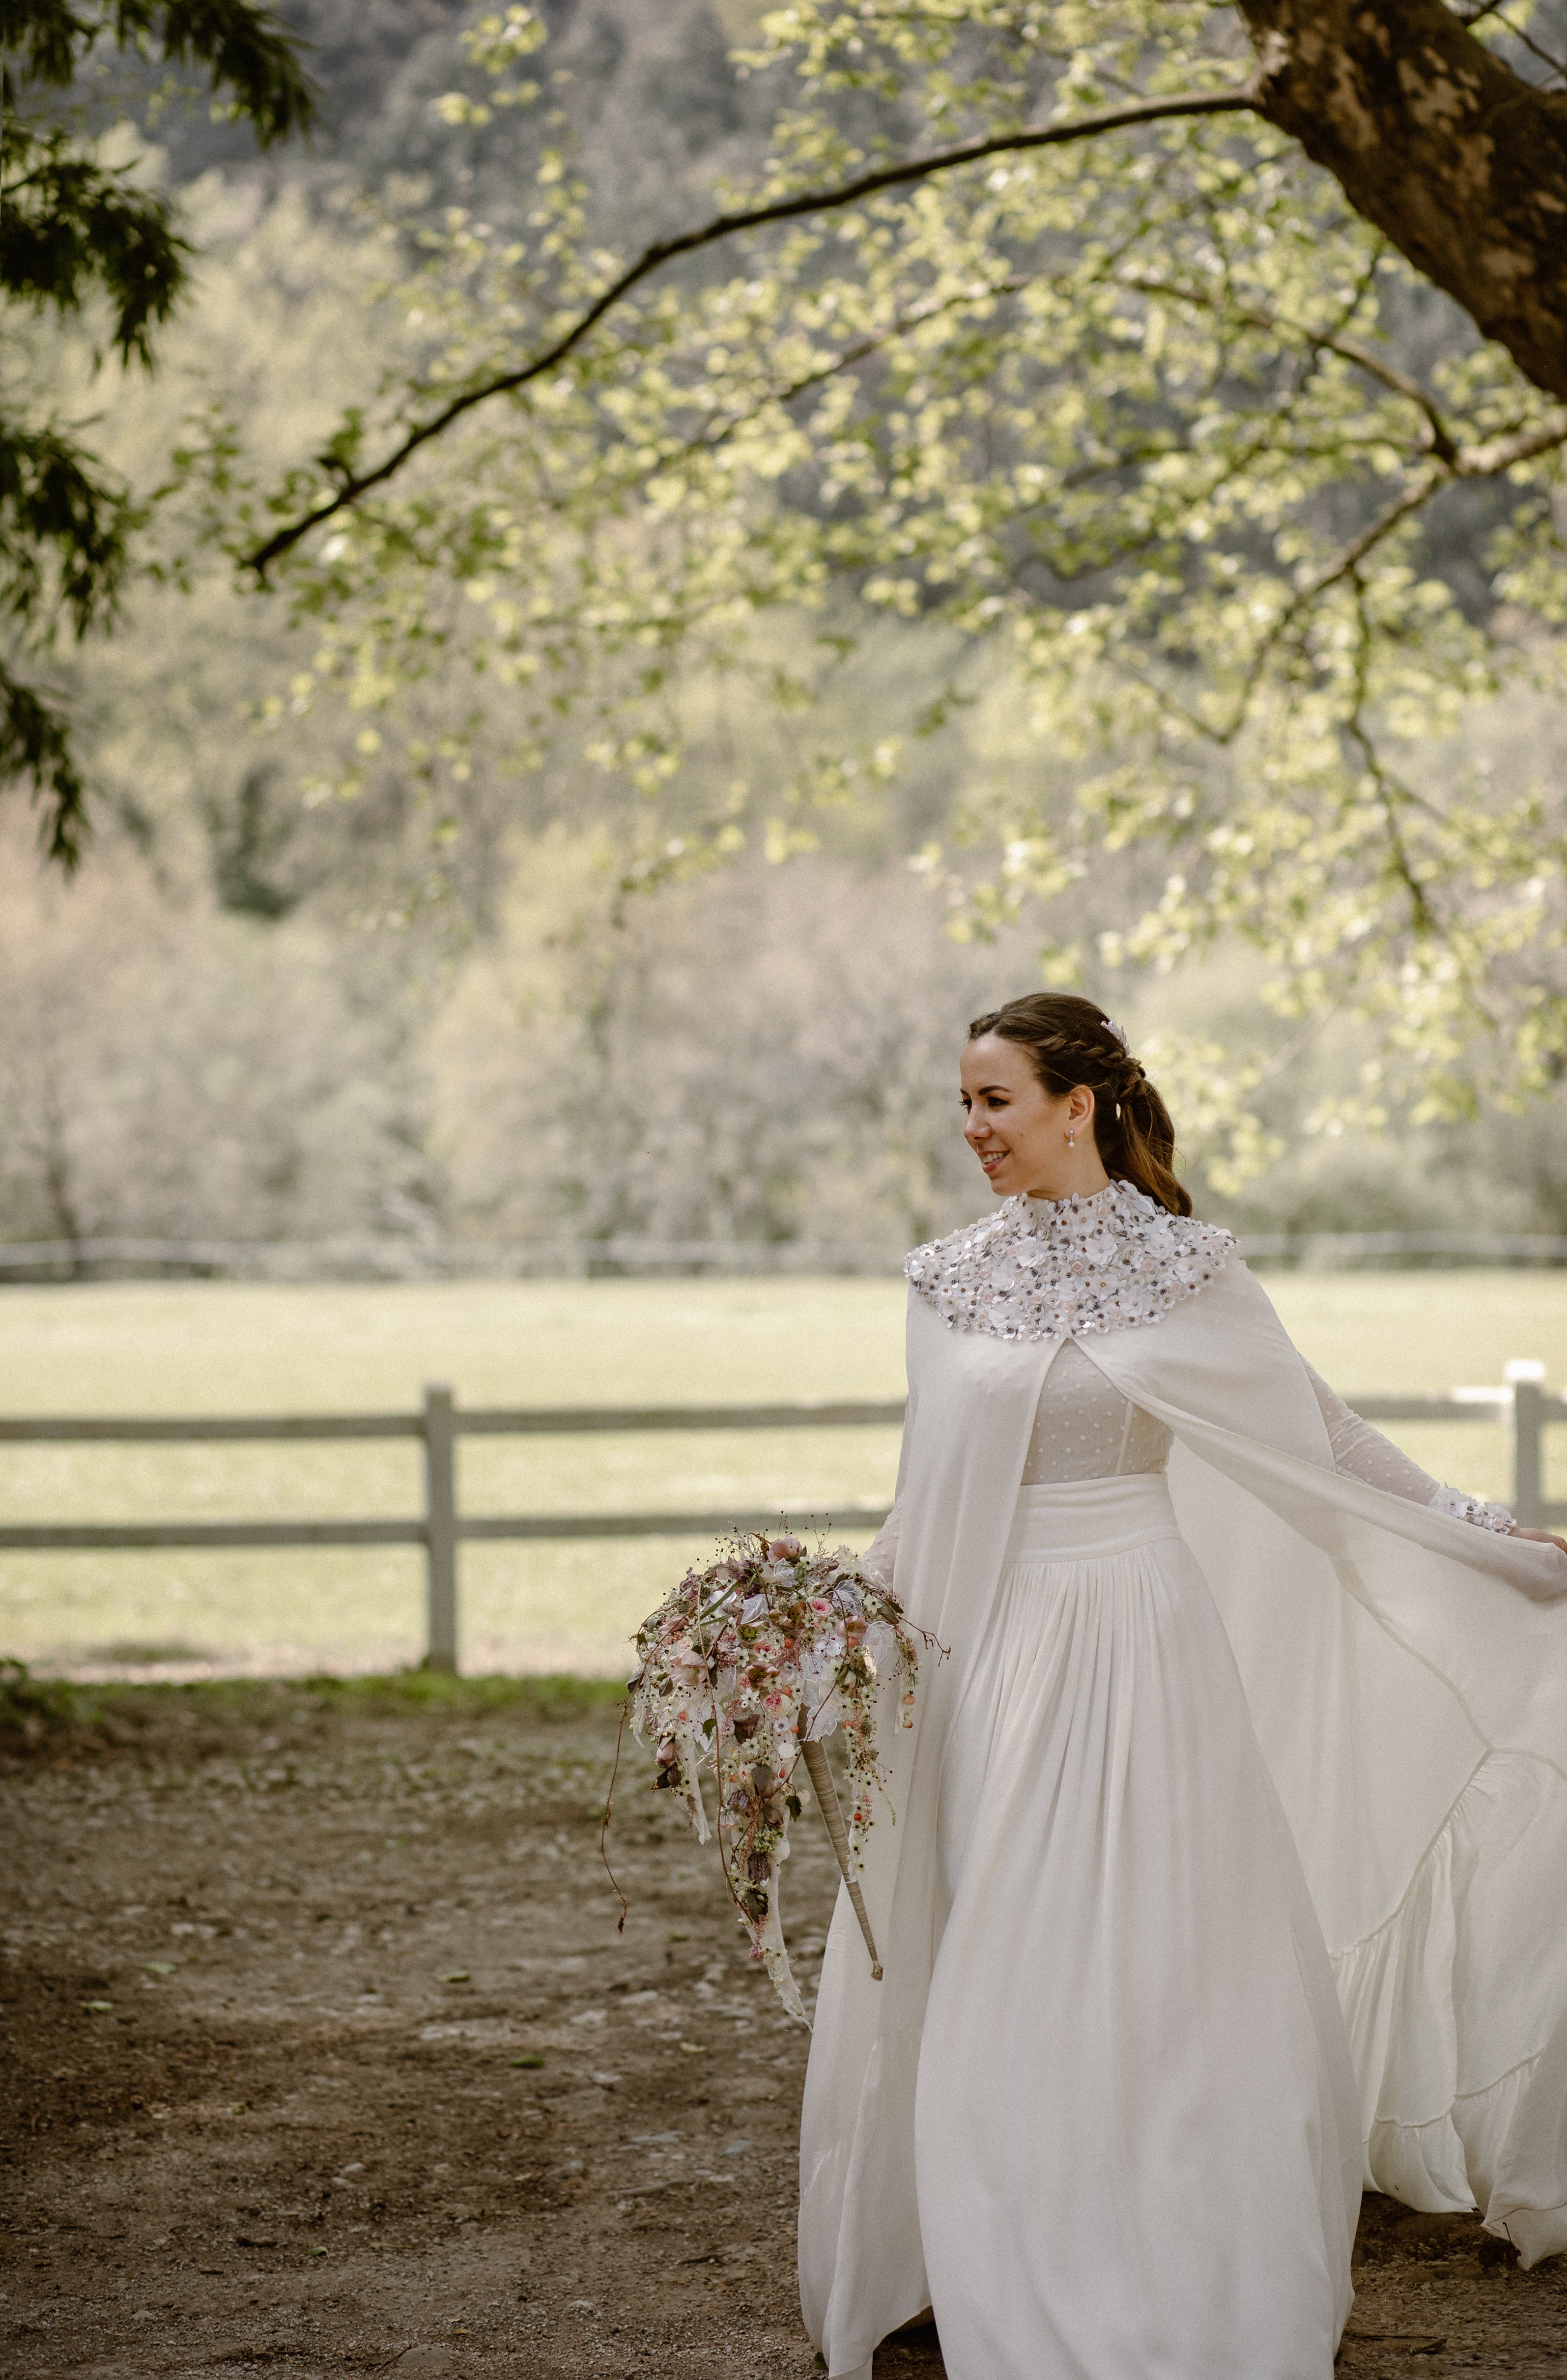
[[1506, 1360, 1547, 1531], [422, 1383, 458, 1672]]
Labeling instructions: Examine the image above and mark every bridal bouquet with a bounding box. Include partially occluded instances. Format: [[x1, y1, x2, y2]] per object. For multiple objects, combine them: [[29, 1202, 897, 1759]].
[[627, 1529, 924, 2021]]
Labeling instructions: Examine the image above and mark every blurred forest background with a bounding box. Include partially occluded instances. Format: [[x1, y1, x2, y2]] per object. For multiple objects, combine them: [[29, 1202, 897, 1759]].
[[6, 0, 1567, 1262]]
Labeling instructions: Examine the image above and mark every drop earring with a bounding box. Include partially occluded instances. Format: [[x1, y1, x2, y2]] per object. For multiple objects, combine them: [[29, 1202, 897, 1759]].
[[1066, 1127, 1076, 1147]]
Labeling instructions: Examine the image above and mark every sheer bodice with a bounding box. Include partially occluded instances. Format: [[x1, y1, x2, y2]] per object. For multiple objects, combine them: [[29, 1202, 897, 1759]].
[[1018, 1341, 1506, 1505], [1020, 1339, 1172, 1482], [860, 1331, 1512, 1595]]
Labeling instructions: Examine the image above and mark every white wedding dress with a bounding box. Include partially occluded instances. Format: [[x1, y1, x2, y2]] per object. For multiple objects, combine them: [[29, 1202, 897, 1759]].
[[918, 1343, 1360, 2380], [798, 1185, 1567, 2380]]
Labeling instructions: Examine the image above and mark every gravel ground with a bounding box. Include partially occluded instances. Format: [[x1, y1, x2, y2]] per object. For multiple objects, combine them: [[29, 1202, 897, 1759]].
[[3, 1678, 1565, 2379]]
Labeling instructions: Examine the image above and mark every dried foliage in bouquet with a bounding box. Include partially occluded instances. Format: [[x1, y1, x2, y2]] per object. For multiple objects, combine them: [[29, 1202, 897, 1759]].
[[621, 1528, 932, 2022]]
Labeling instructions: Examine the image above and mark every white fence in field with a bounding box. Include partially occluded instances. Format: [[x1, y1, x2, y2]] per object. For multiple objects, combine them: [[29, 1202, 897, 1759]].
[[0, 1390, 905, 1671], [0, 1370, 1562, 1673]]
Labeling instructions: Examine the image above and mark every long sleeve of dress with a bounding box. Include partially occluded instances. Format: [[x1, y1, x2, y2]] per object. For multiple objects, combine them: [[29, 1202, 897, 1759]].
[[860, 1502, 900, 1589], [1304, 1361, 1514, 1530]]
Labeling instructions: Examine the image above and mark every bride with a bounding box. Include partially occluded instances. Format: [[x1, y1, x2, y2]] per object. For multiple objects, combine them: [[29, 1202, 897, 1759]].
[[797, 992, 1567, 2380]]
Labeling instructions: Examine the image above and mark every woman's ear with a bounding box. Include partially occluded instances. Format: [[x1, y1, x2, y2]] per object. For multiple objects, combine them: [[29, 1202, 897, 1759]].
[[1069, 1084, 1096, 1132]]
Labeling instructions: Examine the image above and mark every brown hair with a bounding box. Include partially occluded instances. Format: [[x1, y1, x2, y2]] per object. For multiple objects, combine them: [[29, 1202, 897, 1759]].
[[966, 992, 1192, 1217]]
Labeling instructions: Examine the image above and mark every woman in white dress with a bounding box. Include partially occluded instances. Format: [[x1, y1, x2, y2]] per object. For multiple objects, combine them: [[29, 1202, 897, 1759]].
[[797, 993, 1567, 2380]]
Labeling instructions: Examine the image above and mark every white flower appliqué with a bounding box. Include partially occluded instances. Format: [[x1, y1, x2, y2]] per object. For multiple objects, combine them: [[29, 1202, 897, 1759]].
[[1429, 1484, 1516, 1534], [905, 1181, 1234, 1343]]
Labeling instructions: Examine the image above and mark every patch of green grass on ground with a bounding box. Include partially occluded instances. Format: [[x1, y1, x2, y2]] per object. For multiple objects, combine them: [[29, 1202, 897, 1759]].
[[289, 1666, 627, 1718], [0, 1655, 80, 1749], [0, 1270, 1562, 1677], [0, 1658, 629, 1764]]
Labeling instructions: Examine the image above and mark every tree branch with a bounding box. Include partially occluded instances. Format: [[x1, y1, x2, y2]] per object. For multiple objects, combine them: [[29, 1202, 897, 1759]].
[[1206, 408, 1567, 739], [1472, 7, 1567, 90], [1346, 575, 1438, 938], [1119, 274, 1462, 465], [1453, 417, 1567, 475], [1236, 0, 1567, 405], [602, 272, 1037, 497], [1198, 470, 1446, 745], [242, 84, 1256, 577]]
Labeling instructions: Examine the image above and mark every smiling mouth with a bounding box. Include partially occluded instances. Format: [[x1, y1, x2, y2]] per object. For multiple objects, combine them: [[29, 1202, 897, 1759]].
[[977, 1149, 1006, 1171]]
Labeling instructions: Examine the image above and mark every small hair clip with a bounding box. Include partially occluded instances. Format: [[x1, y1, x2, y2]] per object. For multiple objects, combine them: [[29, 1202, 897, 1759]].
[[1104, 1016, 1130, 1049]]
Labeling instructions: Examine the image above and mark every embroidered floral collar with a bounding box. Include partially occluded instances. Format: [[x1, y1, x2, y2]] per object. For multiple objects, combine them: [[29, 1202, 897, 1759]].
[[905, 1180, 1233, 1343]]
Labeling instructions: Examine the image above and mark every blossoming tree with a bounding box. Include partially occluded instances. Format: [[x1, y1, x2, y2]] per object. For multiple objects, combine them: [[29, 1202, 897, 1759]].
[[231, 0, 1567, 1136]]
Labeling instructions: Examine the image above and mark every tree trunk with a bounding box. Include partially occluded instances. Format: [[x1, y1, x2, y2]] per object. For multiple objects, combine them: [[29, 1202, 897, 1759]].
[[1237, 0, 1567, 403]]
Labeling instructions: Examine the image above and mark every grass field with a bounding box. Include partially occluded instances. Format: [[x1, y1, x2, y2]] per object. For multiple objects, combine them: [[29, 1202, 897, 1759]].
[[1, 1270, 1563, 1679]]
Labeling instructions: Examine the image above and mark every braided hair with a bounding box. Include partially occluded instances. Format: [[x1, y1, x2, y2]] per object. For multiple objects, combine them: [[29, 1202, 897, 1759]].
[[966, 992, 1192, 1217]]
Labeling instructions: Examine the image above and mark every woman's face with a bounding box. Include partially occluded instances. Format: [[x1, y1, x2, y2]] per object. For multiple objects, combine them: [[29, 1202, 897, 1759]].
[[960, 1033, 1100, 1200]]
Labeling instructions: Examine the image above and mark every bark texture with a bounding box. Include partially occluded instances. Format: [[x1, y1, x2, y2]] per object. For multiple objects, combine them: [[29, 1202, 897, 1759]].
[[1237, 0, 1567, 403]]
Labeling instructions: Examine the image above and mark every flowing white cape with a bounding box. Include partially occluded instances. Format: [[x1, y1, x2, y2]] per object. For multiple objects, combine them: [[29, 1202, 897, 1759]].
[[799, 1259, 1567, 2373]]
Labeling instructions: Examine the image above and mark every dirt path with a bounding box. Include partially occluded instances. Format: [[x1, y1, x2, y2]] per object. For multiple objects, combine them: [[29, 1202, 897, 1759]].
[[4, 1678, 1565, 2379]]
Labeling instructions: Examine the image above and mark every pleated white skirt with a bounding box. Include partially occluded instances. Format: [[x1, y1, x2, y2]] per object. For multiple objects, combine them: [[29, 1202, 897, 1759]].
[[913, 1475, 1361, 2379]]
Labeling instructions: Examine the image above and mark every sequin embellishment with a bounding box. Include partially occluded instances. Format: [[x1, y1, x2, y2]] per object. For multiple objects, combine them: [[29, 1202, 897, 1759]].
[[905, 1181, 1234, 1343]]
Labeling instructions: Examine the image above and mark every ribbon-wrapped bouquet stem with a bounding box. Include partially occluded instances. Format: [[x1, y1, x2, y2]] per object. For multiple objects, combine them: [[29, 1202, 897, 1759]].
[[627, 1529, 929, 2021]]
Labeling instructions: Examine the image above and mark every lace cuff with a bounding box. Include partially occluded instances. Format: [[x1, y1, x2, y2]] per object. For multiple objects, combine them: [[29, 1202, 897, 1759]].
[[1429, 1485, 1516, 1534]]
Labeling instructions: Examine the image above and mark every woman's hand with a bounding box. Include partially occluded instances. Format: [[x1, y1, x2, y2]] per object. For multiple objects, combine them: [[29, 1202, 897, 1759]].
[[1511, 1525, 1567, 1558]]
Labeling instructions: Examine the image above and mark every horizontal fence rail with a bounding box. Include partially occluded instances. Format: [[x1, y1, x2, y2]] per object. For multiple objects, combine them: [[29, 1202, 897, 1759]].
[[6, 1232, 1567, 1280], [0, 1236, 908, 1280], [0, 1373, 1560, 1671], [0, 1400, 907, 1443]]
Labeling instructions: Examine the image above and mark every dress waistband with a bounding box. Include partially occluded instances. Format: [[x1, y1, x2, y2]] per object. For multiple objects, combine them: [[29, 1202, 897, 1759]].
[[1003, 1472, 1181, 1563]]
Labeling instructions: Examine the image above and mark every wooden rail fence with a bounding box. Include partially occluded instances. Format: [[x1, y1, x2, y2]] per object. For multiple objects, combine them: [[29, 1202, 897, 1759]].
[[0, 1390, 906, 1671], [6, 1232, 1567, 1279], [0, 1366, 1561, 1671]]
